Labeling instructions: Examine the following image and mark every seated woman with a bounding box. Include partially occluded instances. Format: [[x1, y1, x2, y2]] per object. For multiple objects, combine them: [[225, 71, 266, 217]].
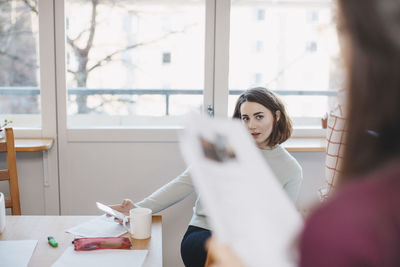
[[111, 87, 302, 267]]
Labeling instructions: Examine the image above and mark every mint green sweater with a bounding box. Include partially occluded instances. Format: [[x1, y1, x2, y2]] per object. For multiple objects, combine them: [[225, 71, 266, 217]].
[[136, 145, 302, 230]]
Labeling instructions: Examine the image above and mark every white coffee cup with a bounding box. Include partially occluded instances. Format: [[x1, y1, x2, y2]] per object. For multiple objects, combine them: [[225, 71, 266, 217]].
[[0, 192, 6, 233], [123, 207, 152, 239]]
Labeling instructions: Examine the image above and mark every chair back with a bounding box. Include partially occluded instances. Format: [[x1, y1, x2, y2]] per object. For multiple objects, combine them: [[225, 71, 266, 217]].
[[0, 128, 21, 215]]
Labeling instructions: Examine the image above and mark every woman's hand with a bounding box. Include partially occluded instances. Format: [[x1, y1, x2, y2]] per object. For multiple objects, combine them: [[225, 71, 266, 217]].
[[206, 237, 247, 267], [108, 199, 137, 223]]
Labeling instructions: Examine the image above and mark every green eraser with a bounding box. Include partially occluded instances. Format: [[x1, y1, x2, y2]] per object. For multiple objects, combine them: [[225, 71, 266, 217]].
[[48, 236, 58, 247]]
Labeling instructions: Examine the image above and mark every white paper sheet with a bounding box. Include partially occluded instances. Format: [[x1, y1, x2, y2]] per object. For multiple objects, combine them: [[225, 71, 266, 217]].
[[51, 246, 148, 267], [66, 215, 127, 237], [0, 240, 38, 267], [179, 114, 303, 267]]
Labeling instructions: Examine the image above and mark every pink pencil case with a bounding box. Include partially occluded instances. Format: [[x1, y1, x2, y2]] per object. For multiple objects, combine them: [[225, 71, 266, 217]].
[[73, 237, 132, 251]]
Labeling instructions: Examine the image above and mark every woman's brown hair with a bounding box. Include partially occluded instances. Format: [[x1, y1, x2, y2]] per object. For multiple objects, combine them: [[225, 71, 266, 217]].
[[338, 0, 400, 181], [232, 87, 292, 147]]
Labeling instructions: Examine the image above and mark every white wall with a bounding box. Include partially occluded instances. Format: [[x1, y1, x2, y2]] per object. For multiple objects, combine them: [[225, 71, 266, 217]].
[[1, 144, 326, 267]]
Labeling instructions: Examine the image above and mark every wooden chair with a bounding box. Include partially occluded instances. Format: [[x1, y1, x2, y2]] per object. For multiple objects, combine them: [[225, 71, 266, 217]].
[[0, 128, 21, 215]]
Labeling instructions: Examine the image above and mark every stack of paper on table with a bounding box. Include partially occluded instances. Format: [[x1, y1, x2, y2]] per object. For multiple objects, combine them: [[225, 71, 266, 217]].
[[57, 215, 147, 267], [0, 240, 38, 267], [66, 215, 127, 237], [179, 114, 303, 267], [52, 247, 148, 267]]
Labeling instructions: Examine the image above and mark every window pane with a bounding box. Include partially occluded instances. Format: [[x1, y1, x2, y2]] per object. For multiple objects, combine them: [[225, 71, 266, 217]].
[[65, 0, 205, 128], [228, 0, 342, 128], [0, 0, 41, 128]]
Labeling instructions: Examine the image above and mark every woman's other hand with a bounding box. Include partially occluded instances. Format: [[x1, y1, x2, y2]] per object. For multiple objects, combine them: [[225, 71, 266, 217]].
[[108, 199, 136, 223], [206, 237, 247, 267]]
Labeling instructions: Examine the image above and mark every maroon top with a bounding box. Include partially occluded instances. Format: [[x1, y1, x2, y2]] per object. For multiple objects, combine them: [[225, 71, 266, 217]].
[[299, 161, 400, 267]]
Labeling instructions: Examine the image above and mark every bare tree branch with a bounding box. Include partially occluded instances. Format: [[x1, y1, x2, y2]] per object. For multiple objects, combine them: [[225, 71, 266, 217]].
[[66, 0, 99, 60], [87, 24, 196, 73], [66, 36, 84, 54], [69, 27, 90, 44], [22, 0, 38, 15], [85, 0, 99, 52], [67, 17, 108, 46]]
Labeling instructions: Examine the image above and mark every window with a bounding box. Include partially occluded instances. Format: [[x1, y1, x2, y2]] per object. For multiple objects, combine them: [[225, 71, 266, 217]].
[[254, 73, 262, 84], [228, 0, 341, 128], [65, 0, 205, 128], [162, 52, 172, 64], [256, 9, 266, 21], [0, 0, 41, 128], [255, 40, 263, 53], [307, 10, 319, 24], [306, 41, 318, 52]]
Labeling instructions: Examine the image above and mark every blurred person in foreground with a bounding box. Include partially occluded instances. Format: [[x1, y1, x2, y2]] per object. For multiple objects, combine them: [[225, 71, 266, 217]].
[[206, 0, 400, 266]]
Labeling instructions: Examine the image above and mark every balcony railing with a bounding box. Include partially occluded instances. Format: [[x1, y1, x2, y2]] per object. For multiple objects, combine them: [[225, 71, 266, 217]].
[[0, 87, 337, 115]]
